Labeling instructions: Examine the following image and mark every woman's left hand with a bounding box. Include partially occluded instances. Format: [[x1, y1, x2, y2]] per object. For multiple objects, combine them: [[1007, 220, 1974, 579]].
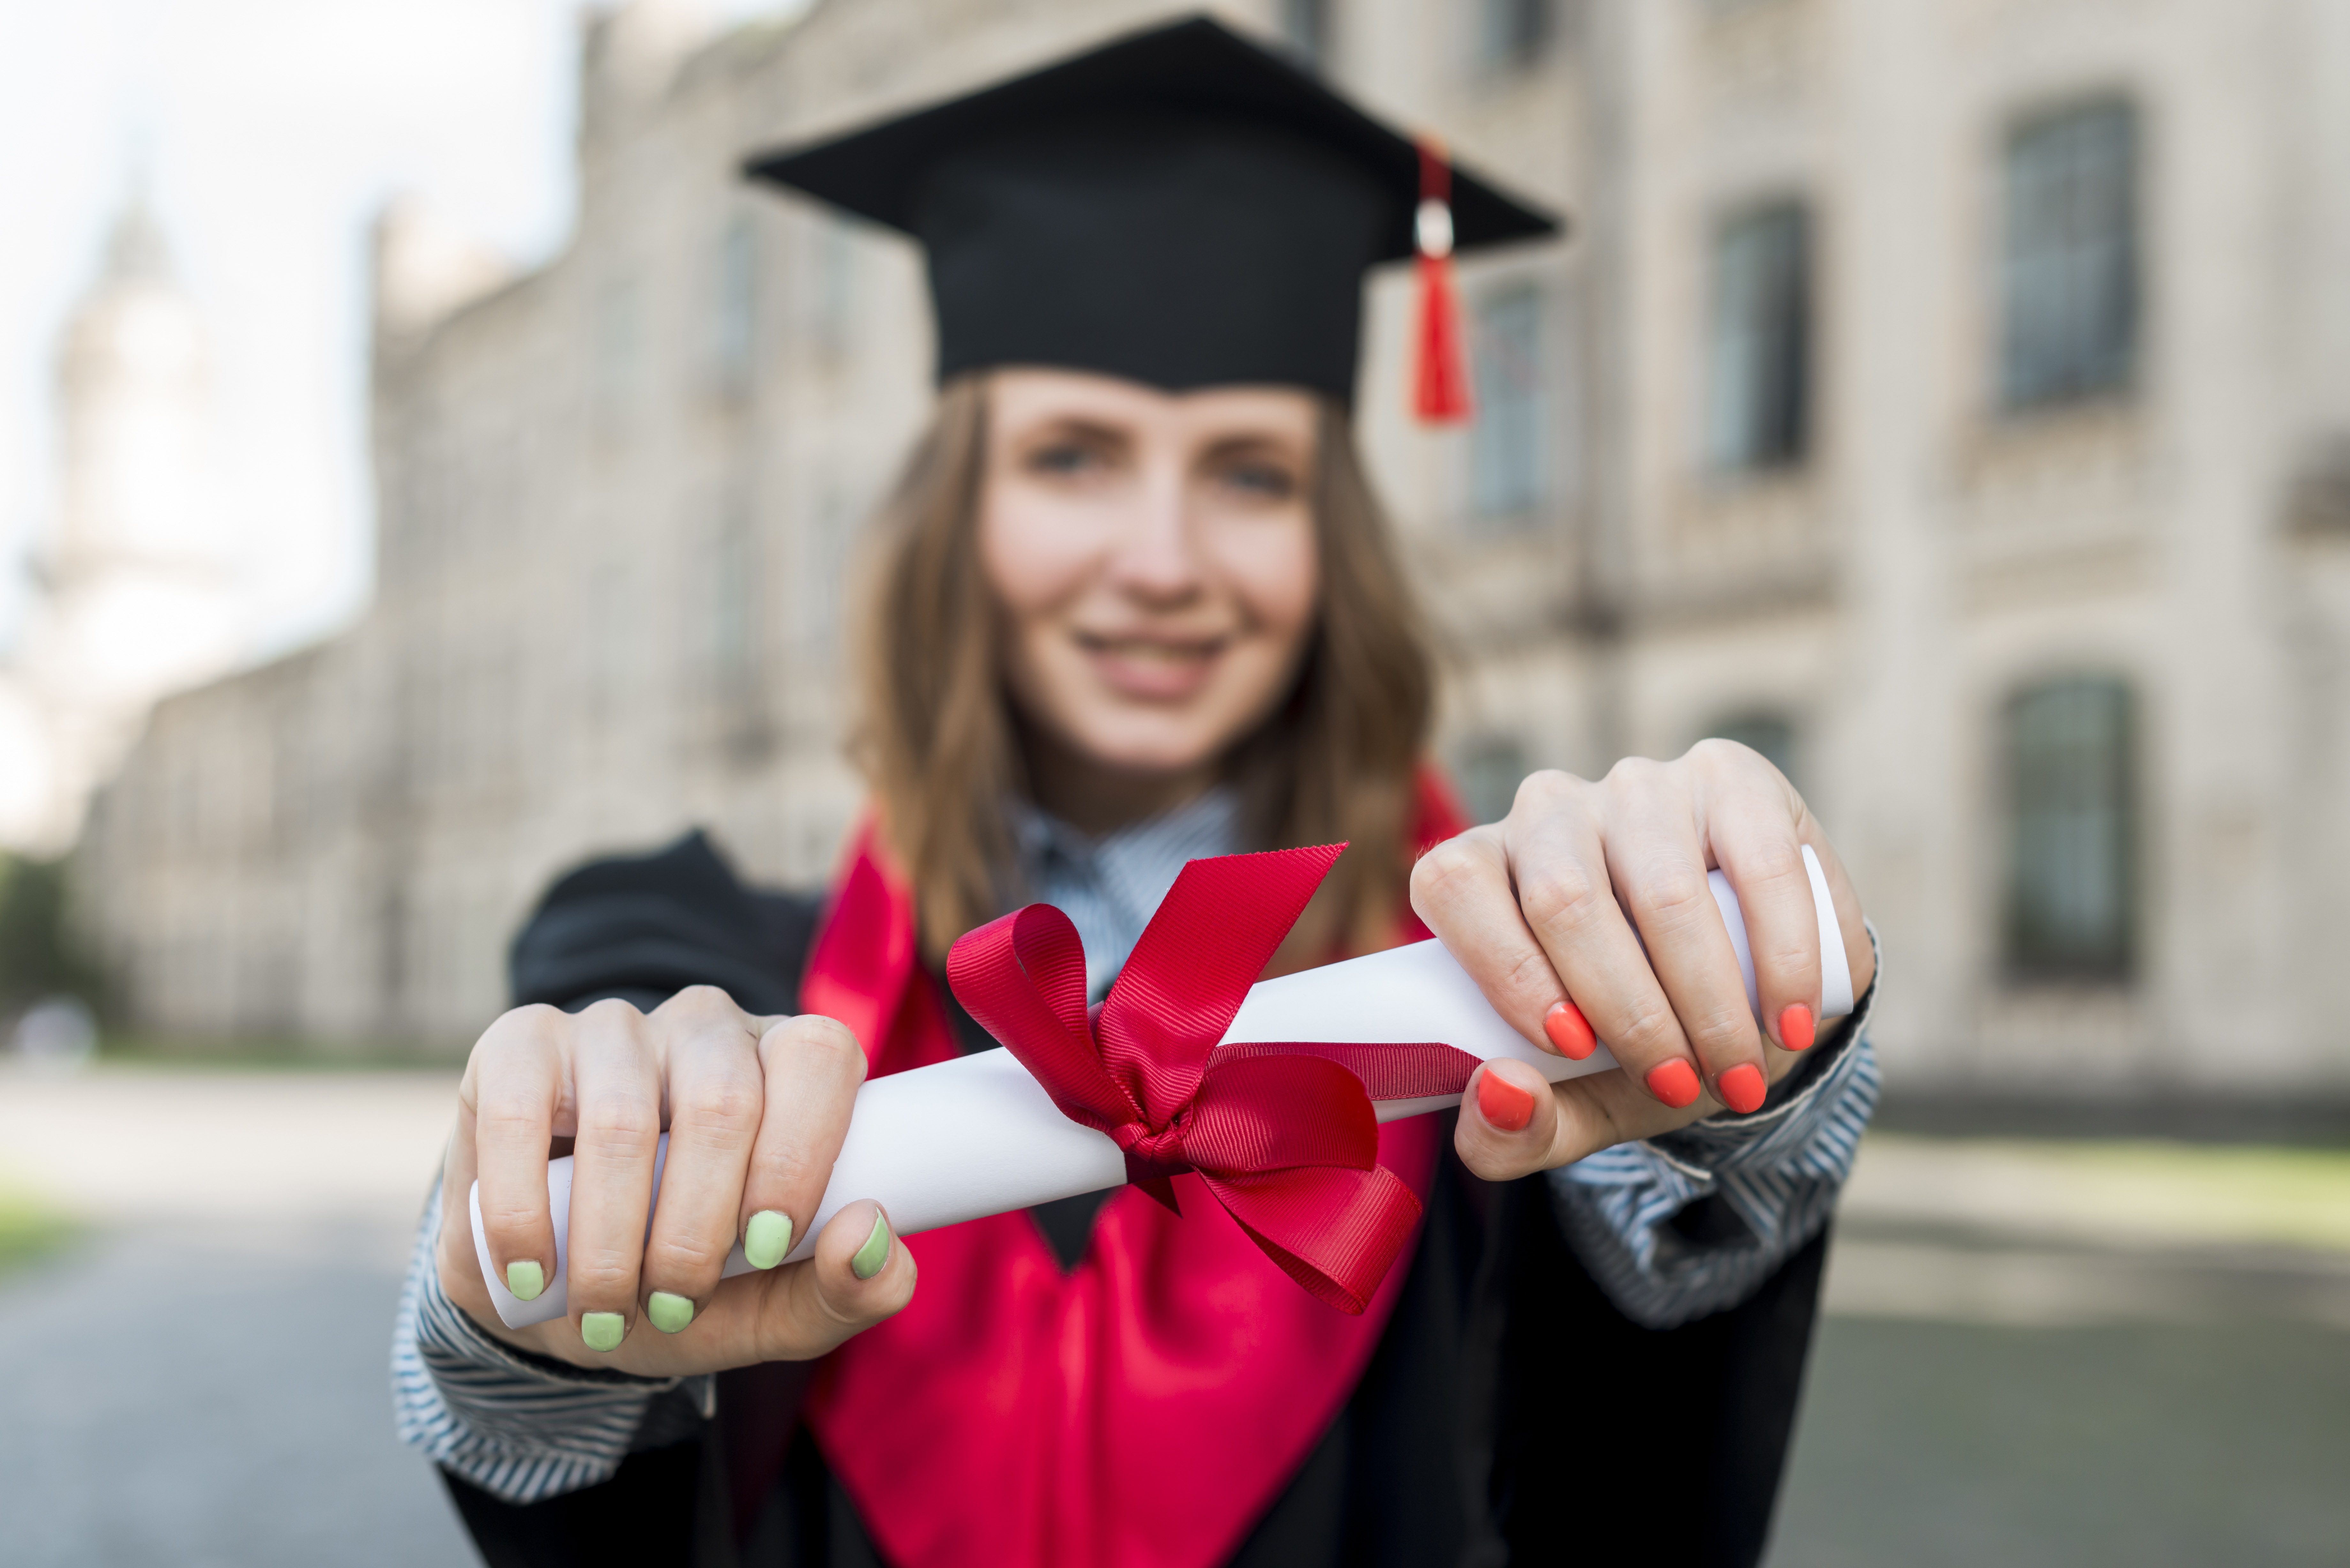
[[1409, 740, 1876, 1180]]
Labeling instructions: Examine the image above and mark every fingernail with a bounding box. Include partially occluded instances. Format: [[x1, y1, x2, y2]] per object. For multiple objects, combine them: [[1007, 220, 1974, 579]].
[[1718, 1063, 1767, 1115], [646, 1291, 694, 1334], [1779, 1003, 1816, 1052], [1543, 1000, 1597, 1061], [744, 1210, 793, 1270], [505, 1260, 544, 1302], [1645, 1059, 1702, 1109], [1475, 1069, 1537, 1132], [580, 1311, 626, 1353], [851, 1210, 893, 1280]]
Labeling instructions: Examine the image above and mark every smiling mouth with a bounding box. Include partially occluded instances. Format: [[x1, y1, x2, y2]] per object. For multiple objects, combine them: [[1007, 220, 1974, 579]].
[[1072, 630, 1230, 697]]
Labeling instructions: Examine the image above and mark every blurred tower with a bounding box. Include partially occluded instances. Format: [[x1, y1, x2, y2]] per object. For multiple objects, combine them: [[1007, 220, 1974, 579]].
[[1, 188, 236, 850]]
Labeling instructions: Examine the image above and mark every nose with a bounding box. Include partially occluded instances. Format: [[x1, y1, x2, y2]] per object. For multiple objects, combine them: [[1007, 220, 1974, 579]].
[[1102, 453, 1204, 606]]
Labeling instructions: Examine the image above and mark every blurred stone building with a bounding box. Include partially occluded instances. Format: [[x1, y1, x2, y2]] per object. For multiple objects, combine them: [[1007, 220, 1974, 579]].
[[74, 0, 2350, 1100], [0, 193, 239, 853]]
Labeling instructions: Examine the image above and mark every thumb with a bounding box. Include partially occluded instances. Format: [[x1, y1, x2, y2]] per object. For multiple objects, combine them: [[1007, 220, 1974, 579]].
[[754, 1199, 916, 1362]]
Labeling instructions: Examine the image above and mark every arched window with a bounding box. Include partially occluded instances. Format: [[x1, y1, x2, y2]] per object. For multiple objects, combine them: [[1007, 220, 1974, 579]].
[[2004, 677, 2135, 980]]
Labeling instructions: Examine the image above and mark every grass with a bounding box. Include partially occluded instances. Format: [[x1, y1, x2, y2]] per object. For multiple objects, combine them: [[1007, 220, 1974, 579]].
[[1858, 1132, 2350, 1255], [0, 1187, 75, 1276], [2015, 1138, 2350, 1253]]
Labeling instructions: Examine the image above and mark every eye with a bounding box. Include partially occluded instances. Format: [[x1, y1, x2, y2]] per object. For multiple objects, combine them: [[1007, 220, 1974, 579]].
[[1216, 458, 1300, 501], [1026, 440, 1103, 477]]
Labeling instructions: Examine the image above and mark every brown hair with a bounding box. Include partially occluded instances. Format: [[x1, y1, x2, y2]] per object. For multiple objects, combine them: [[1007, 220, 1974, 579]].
[[853, 373, 1433, 967]]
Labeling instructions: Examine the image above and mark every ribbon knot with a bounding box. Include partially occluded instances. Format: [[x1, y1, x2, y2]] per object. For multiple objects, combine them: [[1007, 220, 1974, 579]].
[[945, 843, 1481, 1314]]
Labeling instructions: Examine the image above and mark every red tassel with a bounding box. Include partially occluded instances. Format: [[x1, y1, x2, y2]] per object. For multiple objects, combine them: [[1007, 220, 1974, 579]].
[[1413, 139, 1473, 425]]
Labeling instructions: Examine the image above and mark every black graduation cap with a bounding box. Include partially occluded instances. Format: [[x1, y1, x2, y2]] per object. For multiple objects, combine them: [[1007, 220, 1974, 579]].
[[743, 14, 1562, 410]]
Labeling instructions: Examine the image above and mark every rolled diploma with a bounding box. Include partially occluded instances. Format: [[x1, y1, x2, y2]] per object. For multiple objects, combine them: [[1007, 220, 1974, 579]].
[[474, 845, 1853, 1329]]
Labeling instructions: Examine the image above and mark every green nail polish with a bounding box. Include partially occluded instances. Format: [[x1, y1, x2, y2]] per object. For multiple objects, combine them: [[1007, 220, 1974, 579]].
[[505, 1260, 544, 1302], [646, 1291, 694, 1334], [580, 1311, 626, 1352], [745, 1210, 793, 1270], [851, 1210, 892, 1280]]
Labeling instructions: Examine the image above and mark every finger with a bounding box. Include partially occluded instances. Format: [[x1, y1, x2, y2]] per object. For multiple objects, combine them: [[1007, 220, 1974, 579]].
[[1693, 743, 1821, 1055], [742, 1015, 868, 1271], [466, 1006, 569, 1308], [1492, 778, 1710, 1110], [1600, 759, 1768, 1113], [636, 988, 764, 1336], [1454, 1058, 1564, 1180], [1408, 811, 1606, 1059], [564, 999, 662, 1353], [747, 1199, 917, 1362]]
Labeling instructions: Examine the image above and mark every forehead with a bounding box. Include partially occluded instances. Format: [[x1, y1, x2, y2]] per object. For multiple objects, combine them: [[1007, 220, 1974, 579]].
[[988, 368, 1318, 443]]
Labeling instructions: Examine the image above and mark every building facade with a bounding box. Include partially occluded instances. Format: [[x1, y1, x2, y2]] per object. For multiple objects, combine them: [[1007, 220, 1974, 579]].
[[75, 0, 2350, 1099], [1, 195, 240, 853]]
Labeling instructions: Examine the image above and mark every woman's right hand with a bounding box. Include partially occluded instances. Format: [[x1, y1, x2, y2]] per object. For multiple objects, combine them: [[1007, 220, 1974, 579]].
[[433, 985, 917, 1375]]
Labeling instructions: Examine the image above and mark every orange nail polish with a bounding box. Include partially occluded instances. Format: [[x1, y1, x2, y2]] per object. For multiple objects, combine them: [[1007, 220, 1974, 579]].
[[1543, 1000, 1596, 1060], [1718, 1063, 1766, 1115], [1645, 1059, 1702, 1109], [1475, 1070, 1537, 1132], [1779, 1004, 1816, 1052]]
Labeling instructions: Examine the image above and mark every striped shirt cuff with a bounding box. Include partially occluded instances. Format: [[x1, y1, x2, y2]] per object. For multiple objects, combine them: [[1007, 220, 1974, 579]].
[[390, 1183, 710, 1504], [1543, 927, 1884, 1331]]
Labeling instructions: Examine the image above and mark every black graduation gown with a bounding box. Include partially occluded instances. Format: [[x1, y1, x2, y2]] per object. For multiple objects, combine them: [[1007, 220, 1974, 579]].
[[442, 833, 1840, 1568]]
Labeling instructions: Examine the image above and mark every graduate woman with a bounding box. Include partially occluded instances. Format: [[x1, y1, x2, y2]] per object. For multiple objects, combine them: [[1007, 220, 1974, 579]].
[[394, 19, 1880, 1568]]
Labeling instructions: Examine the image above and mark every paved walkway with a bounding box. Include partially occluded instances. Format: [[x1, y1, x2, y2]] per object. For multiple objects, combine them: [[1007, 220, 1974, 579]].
[[1, 1066, 2344, 1565]]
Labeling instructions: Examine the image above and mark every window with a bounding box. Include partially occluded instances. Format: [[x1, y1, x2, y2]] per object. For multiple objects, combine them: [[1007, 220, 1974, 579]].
[[1457, 736, 1530, 826], [1471, 284, 1549, 523], [1703, 712, 1799, 796], [1479, 0, 1553, 67], [2004, 677, 2135, 980], [711, 216, 758, 395], [1705, 201, 1811, 472], [2001, 101, 2138, 410], [1280, 0, 1331, 66]]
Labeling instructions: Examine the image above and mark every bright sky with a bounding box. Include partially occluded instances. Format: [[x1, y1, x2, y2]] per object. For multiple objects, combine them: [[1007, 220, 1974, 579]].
[[0, 0, 790, 664]]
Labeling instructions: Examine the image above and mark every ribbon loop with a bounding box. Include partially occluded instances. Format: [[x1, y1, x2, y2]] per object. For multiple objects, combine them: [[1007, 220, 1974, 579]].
[[946, 844, 1481, 1313]]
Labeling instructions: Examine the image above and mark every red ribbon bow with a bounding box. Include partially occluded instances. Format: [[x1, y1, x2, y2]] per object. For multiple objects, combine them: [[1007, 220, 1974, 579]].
[[945, 843, 1482, 1314]]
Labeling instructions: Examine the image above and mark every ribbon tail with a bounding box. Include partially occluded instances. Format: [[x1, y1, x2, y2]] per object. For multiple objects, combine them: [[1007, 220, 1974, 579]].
[[1203, 1166, 1424, 1315]]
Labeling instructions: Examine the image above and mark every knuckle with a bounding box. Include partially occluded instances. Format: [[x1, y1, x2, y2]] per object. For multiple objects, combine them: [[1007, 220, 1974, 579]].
[[753, 1139, 826, 1199], [1510, 768, 1579, 816], [481, 1198, 545, 1237], [665, 984, 746, 1024], [577, 995, 645, 1030], [1611, 1001, 1683, 1061], [777, 1014, 868, 1076], [567, 1252, 640, 1295], [1515, 863, 1603, 934], [1603, 753, 1662, 789], [1409, 838, 1486, 909], [574, 1090, 659, 1148], [1628, 867, 1714, 932], [645, 1232, 730, 1280], [674, 1071, 762, 1138]]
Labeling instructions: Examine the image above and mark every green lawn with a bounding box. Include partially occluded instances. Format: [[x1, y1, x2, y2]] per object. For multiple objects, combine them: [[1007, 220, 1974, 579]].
[[0, 1187, 74, 1275]]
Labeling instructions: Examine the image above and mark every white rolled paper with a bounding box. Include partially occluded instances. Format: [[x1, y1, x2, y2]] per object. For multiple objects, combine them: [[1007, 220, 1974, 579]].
[[472, 845, 1853, 1328]]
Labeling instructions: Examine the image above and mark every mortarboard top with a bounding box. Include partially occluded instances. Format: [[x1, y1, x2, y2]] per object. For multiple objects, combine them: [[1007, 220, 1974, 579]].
[[742, 14, 1563, 405]]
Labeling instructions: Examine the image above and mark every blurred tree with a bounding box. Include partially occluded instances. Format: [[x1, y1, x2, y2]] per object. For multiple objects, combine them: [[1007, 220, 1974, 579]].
[[0, 854, 108, 1018]]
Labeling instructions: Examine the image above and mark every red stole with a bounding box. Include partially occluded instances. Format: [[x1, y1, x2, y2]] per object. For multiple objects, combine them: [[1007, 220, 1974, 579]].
[[799, 775, 1467, 1568]]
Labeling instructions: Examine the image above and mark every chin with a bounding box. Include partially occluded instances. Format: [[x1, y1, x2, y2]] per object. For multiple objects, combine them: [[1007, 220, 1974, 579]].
[[1066, 713, 1229, 778]]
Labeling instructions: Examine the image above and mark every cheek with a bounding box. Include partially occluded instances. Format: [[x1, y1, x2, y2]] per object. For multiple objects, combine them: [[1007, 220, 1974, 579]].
[[978, 492, 1092, 624], [1223, 522, 1320, 653]]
